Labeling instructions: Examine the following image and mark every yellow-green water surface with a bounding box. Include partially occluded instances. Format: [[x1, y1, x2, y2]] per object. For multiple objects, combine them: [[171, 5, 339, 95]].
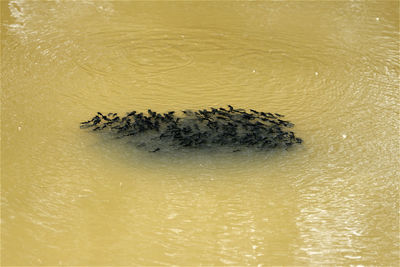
[[1, 1, 399, 265]]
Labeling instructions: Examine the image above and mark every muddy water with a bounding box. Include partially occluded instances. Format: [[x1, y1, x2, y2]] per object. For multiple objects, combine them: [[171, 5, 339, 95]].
[[1, 1, 399, 266]]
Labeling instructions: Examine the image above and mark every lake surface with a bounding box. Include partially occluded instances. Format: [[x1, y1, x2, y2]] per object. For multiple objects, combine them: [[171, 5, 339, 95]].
[[1, 0, 399, 265]]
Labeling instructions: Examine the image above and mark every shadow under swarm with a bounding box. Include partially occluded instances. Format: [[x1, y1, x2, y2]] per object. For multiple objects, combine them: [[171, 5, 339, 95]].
[[80, 106, 303, 152]]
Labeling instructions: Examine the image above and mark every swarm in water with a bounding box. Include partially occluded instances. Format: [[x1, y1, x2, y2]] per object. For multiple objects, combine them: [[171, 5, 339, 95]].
[[80, 106, 303, 152]]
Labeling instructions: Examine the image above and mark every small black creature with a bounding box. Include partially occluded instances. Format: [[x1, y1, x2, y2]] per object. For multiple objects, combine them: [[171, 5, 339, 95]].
[[81, 107, 302, 151]]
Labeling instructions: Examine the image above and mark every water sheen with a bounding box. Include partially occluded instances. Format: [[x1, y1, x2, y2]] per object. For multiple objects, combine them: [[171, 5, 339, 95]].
[[1, 1, 399, 266]]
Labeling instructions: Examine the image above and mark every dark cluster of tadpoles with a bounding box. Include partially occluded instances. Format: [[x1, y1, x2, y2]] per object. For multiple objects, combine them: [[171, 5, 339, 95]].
[[80, 105, 303, 152]]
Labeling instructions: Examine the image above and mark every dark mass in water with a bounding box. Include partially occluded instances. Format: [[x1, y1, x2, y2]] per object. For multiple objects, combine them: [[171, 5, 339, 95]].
[[80, 106, 303, 152]]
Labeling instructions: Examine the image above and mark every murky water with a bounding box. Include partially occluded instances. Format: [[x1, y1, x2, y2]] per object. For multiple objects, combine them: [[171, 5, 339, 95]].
[[1, 1, 399, 266]]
